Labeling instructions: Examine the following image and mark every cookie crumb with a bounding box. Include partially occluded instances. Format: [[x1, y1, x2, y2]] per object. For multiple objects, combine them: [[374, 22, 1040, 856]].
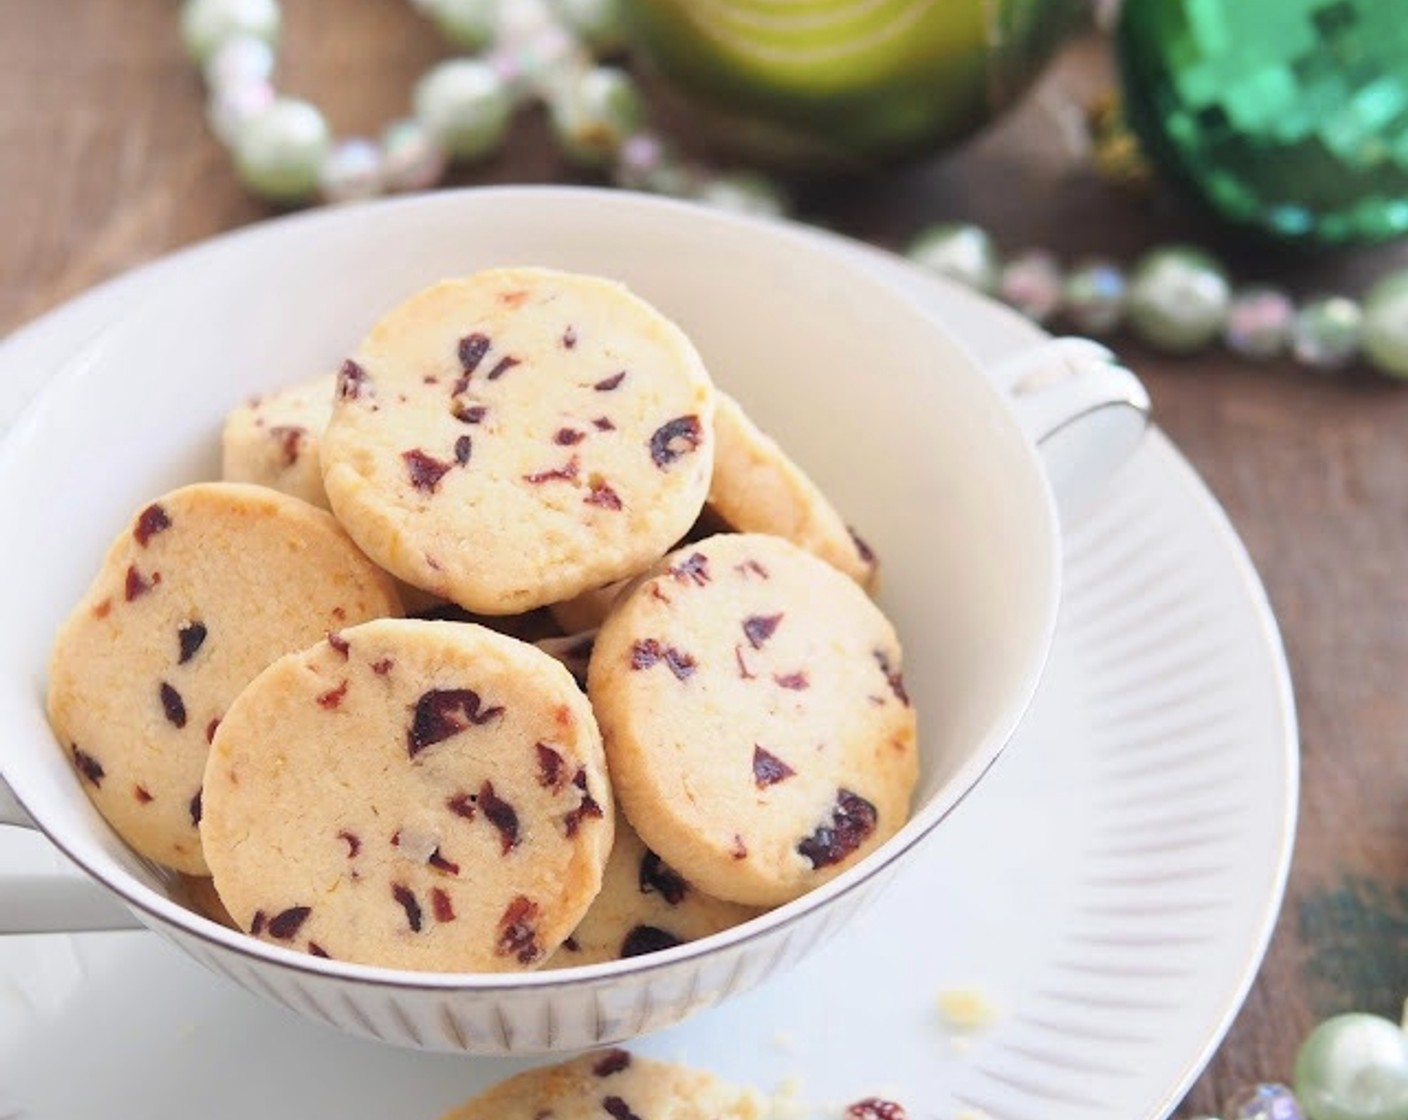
[[766, 1075, 809, 1120], [937, 988, 998, 1031]]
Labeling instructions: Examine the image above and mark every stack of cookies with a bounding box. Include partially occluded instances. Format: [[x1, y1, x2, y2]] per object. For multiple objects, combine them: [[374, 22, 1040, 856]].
[[47, 267, 918, 973]]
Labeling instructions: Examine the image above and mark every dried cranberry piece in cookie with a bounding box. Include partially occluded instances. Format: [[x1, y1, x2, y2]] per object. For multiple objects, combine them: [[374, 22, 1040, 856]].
[[478, 780, 520, 853], [797, 790, 877, 869], [393, 884, 424, 932], [752, 746, 795, 789], [266, 905, 312, 940], [133, 503, 171, 547], [649, 415, 702, 468], [496, 895, 543, 964], [176, 620, 208, 663], [621, 924, 683, 957], [71, 745, 105, 787], [159, 682, 187, 728], [402, 449, 454, 492], [638, 849, 688, 904], [408, 688, 505, 756], [846, 1100, 909, 1120], [603, 1097, 644, 1120]]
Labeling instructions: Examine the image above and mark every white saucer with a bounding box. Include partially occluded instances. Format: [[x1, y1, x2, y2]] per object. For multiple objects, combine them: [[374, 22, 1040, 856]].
[[0, 211, 1296, 1120]]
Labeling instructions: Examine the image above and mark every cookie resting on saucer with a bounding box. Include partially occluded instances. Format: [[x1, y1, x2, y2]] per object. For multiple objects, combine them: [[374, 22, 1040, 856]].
[[439, 1049, 762, 1119]]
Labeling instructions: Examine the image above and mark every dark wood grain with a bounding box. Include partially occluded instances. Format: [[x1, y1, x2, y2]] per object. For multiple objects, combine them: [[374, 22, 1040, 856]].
[[4, 2, 1406, 1113]]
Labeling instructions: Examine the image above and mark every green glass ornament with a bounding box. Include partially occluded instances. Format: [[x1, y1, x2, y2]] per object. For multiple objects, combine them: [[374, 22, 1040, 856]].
[[618, 0, 1085, 170], [1293, 1013, 1408, 1120], [1117, 0, 1408, 246]]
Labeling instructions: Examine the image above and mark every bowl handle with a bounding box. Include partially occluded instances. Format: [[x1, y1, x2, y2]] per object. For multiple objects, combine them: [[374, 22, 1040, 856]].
[[990, 337, 1151, 519], [0, 776, 144, 933]]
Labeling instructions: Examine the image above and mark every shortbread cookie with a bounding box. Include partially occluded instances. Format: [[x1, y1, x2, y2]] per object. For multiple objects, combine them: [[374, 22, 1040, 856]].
[[547, 817, 761, 967], [221, 373, 445, 615], [709, 392, 878, 588], [179, 874, 237, 930], [202, 618, 613, 972], [440, 1049, 762, 1120], [547, 579, 627, 633], [47, 483, 402, 874], [221, 372, 336, 509], [587, 533, 917, 907], [320, 267, 716, 615], [534, 630, 596, 690]]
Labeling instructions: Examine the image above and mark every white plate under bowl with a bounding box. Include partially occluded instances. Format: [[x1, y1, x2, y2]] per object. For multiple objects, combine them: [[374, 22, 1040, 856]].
[[0, 198, 1296, 1120]]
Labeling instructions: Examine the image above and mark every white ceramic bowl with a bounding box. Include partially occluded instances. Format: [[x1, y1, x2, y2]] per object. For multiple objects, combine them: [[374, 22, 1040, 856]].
[[0, 187, 1143, 1054]]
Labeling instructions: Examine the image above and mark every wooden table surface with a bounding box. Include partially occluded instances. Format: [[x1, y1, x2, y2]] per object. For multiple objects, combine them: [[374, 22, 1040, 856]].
[[3, 3, 1406, 1114]]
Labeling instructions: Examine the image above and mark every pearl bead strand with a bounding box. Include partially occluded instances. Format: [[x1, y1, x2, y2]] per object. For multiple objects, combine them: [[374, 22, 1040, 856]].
[[905, 223, 1408, 379], [181, 0, 790, 214]]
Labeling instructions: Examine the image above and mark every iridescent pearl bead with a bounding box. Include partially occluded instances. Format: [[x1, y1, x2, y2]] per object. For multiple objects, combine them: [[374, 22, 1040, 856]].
[[1293, 1013, 1408, 1120], [379, 118, 449, 193], [514, 26, 587, 102], [232, 97, 330, 205], [427, 0, 499, 51], [549, 67, 645, 168], [1225, 1082, 1306, 1120], [1361, 272, 1408, 379], [207, 79, 274, 147], [1127, 246, 1231, 353], [907, 223, 1000, 294], [999, 249, 1064, 324], [318, 138, 383, 204], [550, 0, 629, 54], [1063, 259, 1127, 335], [613, 132, 692, 195], [1224, 286, 1296, 360], [202, 34, 275, 92], [181, 0, 280, 65], [413, 60, 512, 162], [1291, 296, 1363, 369], [694, 172, 787, 218]]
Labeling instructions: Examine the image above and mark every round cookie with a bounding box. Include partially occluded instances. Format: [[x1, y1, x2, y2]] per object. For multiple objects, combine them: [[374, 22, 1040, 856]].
[[221, 372, 336, 509], [546, 817, 762, 968], [47, 483, 402, 874], [179, 873, 237, 930], [708, 391, 878, 588], [587, 533, 917, 908], [440, 1049, 762, 1120], [321, 267, 716, 615], [547, 578, 627, 634], [201, 618, 614, 972], [221, 372, 444, 615], [534, 630, 596, 691]]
